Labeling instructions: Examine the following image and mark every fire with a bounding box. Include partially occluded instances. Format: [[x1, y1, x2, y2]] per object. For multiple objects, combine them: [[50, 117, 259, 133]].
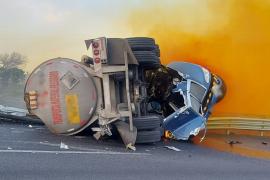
[[128, 0, 270, 117]]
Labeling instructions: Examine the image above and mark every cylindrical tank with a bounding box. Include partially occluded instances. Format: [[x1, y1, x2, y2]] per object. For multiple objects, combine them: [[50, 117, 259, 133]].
[[25, 58, 98, 135]]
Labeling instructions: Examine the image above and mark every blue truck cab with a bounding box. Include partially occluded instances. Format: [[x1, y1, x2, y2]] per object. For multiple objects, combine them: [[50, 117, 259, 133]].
[[162, 62, 226, 140]]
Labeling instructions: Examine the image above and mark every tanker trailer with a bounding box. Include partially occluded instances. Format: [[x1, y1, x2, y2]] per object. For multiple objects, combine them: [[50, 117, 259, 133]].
[[24, 37, 226, 149]]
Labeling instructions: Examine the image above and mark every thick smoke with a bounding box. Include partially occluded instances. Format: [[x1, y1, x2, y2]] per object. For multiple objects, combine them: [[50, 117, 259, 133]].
[[129, 0, 270, 117]]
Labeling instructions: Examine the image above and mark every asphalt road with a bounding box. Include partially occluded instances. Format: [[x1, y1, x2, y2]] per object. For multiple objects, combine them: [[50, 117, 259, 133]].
[[0, 122, 270, 180]]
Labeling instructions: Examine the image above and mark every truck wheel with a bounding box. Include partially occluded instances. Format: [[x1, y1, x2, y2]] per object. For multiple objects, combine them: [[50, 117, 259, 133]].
[[133, 115, 161, 130], [136, 129, 161, 144], [127, 37, 156, 51], [153, 44, 160, 57], [132, 51, 160, 68]]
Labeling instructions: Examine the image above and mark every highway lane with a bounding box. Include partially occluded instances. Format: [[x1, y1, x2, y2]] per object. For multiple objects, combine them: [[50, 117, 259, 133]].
[[0, 122, 269, 180]]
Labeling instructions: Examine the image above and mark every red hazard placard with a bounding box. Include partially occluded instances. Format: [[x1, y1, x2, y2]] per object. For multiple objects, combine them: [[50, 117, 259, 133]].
[[49, 71, 63, 124]]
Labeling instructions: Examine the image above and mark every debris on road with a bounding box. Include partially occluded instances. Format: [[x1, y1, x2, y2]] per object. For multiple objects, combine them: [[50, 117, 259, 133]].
[[28, 125, 33, 128], [74, 136, 86, 139], [227, 140, 242, 146], [60, 142, 69, 150], [126, 143, 136, 151], [164, 146, 182, 152], [262, 141, 268, 145]]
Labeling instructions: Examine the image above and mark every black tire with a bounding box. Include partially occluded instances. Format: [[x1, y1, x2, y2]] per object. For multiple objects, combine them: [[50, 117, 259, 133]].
[[132, 51, 160, 68], [136, 129, 161, 144], [127, 37, 156, 51], [133, 115, 161, 130], [154, 44, 160, 57]]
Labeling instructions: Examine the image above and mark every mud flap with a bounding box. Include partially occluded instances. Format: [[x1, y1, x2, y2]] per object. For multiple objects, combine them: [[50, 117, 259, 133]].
[[115, 121, 137, 149]]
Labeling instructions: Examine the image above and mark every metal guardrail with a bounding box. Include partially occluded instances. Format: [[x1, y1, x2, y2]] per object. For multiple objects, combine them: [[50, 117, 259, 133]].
[[207, 117, 270, 131]]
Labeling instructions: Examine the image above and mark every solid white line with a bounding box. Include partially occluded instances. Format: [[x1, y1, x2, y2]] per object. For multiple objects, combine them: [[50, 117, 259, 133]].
[[0, 149, 150, 155], [39, 142, 108, 152]]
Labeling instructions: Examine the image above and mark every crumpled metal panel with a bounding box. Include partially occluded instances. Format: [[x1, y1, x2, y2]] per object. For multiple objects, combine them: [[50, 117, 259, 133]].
[[163, 106, 206, 140], [163, 62, 215, 140], [168, 62, 211, 89]]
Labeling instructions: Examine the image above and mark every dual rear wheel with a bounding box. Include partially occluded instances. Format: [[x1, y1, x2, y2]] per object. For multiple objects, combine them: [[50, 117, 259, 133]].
[[133, 115, 163, 144], [127, 37, 163, 144]]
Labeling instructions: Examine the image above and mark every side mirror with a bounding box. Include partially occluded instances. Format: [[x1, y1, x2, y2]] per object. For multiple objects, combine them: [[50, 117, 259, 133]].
[[211, 74, 226, 103]]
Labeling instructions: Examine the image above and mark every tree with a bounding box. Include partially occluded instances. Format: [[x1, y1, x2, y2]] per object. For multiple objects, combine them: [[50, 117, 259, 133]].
[[0, 52, 26, 69], [0, 52, 27, 84]]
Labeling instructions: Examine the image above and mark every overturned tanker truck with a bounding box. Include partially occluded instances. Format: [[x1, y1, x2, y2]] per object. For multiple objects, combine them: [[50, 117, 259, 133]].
[[24, 37, 226, 149]]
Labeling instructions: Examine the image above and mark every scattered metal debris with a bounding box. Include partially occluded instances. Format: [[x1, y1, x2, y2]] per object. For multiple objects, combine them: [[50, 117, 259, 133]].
[[126, 143, 136, 151], [60, 142, 69, 150], [164, 146, 182, 152], [262, 141, 268, 145], [227, 140, 242, 146]]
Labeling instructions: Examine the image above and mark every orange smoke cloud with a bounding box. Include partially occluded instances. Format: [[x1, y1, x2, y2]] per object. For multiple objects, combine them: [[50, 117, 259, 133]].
[[129, 0, 270, 117]]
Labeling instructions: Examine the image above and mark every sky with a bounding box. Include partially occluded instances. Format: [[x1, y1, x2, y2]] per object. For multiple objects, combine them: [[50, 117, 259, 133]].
[[0, 0, 142, 71], [1, 0, 270, 118]]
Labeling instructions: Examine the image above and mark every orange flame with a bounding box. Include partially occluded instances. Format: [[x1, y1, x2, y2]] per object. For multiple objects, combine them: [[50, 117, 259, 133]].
[[128, 0, 270, 117]]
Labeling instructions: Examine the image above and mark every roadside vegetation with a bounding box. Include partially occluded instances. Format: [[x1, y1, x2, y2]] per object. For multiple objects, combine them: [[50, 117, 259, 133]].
[[0, 52, 27, 108]]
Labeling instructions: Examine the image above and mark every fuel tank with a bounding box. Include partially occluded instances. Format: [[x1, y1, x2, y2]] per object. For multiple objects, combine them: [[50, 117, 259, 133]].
[[24, 58, 99, 135]]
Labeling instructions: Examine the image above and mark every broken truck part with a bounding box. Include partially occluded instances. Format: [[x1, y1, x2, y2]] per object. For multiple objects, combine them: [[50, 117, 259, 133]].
[[24, 37, 225, 147], [160, 62, 226, 140]]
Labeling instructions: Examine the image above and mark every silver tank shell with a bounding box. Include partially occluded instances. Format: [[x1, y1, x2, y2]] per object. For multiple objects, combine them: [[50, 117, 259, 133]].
[[25, 58, 98, 135]]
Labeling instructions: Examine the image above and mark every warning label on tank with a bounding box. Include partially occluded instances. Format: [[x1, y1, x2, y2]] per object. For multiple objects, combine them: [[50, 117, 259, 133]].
[[65, 94, 80, 124], [61, 71, 79, 90], [49, 71, 63, 124]]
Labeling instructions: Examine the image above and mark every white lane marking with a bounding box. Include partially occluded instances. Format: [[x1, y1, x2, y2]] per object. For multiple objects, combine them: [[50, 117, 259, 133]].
[[39, 142, 108, 152], [0, 150, 150, 155], [0, 140, 110, 152], [0, 140, 143, 154]]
